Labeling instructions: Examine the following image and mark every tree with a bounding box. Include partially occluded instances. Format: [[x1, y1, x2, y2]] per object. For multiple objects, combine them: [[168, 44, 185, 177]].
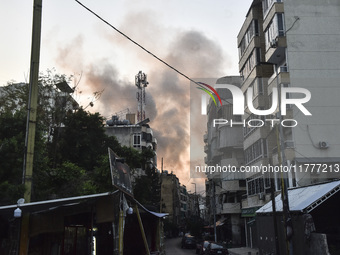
[[133, 149, 160, 210], [0, 71, 156, 204], [0, 110, 26, 205]]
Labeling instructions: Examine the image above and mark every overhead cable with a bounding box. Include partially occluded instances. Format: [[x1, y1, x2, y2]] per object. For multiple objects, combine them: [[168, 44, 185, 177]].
[[75, 0, 206, 90]]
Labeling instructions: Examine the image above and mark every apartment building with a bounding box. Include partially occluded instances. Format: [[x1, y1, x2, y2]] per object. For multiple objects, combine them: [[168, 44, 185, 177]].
[[204, 76, 247, 245], [179, 185, 189, 228], [105, 114, 158, 178], [160, 171, 181, 235], [237, 0, 340, 249]]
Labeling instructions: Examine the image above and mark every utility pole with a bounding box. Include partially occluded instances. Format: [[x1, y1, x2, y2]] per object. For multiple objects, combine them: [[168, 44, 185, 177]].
[[20, 0, 43, 254], [270, 172, 280, 255], [274, 64, 293, 255], [192, 183, 200, 218], [211, 180, 217, 242]]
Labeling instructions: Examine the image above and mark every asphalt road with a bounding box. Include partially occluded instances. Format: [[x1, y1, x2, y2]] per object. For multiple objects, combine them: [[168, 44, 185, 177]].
[[164, 237, 197, 255]]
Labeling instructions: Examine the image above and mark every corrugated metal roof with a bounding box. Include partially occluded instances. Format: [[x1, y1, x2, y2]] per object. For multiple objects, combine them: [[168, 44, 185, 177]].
[[0, 190, 168, 218], [0, 192, 117, 217], [256, 180, 340, 214]]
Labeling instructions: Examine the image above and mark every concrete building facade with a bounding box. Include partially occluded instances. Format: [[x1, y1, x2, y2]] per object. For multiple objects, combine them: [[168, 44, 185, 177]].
[[237, 0, 340, 250], [160, 171, 181, 235], [105, 114, 158, 178], [204, 76, 247, 245]]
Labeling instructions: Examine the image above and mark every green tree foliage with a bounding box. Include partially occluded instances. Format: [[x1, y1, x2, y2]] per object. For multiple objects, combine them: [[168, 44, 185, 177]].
[[133, 149, 160, 210], [0, 71, 156, 205], [0, 110, 26, 205]]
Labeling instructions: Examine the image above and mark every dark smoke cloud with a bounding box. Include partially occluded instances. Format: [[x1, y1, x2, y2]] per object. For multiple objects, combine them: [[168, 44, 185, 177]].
[[54, 12, 229, 191]]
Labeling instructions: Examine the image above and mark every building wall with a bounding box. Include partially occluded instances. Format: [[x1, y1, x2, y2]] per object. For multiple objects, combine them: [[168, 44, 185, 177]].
[[284, 0, 340, 159], [160, 172, 180, 227], [105, 122, 158, 173], [204, 76, 247, 245], [237, 0, 340, 250], [105, 125, 141, 148]]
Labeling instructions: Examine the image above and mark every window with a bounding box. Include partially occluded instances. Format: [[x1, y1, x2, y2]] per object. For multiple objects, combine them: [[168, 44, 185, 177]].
[[243, 113, 265, 138], [277, 13, 284, 36], [133, 133, 141, 148], [239, 180, 246, 187], [264, 173, 271, 189], [264, 13, 285, 50], [240, 48, 261, 80], [238, 20, 259, 58], [247, 176, 265, 195], [244, 138, 268, 165], [254, 20, 259, 36], [263, 0, 283, 17]]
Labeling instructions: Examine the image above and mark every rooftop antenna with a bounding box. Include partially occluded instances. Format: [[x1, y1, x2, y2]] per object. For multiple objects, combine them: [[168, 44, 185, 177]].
[[135, 71, 148, 122]]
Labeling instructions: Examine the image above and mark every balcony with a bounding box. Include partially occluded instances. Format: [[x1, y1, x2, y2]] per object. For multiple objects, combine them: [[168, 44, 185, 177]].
[[237, 7, 261, 46], [204, 156, 208, 164], [203, 133, 208, 143], [221, 178, 246, 190], [265, 37, 287, 64], [204, 144, 209, 153], [243, 126, 271, 149], [216, 203, 241, 215], [244, 158, 270, 178], [272, 141, 296, 165], [267, 69, 290, 94], [239, 37, 261, 72], [218, 125, 243, 149], [263, 2, 284, 29]]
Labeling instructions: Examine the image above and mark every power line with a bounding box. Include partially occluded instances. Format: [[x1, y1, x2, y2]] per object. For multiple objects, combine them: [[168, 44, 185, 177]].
[[75, 0, 206, 91]]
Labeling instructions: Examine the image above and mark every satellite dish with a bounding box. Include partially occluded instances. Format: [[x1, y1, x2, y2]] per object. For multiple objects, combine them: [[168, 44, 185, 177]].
[[17, 198, 25, 206]]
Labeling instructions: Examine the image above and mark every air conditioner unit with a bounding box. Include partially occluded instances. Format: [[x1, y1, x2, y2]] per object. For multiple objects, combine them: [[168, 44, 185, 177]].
[[258, 192, 265, 200], [270, 39, 277, 48], [319, 141, 329, 149]]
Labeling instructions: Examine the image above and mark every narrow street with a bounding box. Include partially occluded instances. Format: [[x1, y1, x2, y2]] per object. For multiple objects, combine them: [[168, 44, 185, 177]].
[[164, 237, 196, 255]]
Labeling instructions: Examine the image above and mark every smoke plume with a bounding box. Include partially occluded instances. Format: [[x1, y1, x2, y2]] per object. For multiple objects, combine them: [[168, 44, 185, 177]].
[[54, 11, 229, 191]]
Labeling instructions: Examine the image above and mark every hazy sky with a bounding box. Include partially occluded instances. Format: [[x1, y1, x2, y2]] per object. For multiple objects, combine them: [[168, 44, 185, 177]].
[[1, 0, 253, 193]]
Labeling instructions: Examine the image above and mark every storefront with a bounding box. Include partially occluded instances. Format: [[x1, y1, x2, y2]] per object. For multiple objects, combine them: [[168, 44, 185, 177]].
[[0, 191, 167, 255], [256, 180, 340, 255], [241, 206, 261, 248]]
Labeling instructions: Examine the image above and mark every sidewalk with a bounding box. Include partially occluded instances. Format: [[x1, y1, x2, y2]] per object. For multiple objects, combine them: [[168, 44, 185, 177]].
[[228, 247, 259, 255]]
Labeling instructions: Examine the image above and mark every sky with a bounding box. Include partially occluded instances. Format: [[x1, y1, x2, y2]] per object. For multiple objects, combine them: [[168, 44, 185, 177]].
[[0, 0, 253, 193]]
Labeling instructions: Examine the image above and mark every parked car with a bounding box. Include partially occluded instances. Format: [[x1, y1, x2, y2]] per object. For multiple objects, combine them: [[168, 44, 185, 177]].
[[196, 240, 212, 254], [181, 234, 196, 249], [204, 242, 229, 255]]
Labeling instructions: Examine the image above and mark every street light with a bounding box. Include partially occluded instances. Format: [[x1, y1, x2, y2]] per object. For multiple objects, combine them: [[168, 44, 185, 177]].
[[14, 208, 22, 218]]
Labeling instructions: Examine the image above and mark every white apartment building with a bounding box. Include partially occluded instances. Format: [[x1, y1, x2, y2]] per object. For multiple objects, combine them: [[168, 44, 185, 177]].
[[204, 76, 247, 245], [237, 0, 340, 249], [105, 114, 158, 178]]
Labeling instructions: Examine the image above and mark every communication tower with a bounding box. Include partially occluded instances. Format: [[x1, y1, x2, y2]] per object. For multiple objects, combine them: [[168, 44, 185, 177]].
[[135, 71, 149, 122]]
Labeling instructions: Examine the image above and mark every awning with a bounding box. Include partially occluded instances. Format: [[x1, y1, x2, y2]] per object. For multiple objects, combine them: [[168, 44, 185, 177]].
[[256, 180, 340, 214], [294, 157, 340, 164], [133, 198, 168, 218], [203, 218, 227, 229], [0, 190, 168, 219], [0, 191, 119, 217], [216, 218, 227, 227]]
